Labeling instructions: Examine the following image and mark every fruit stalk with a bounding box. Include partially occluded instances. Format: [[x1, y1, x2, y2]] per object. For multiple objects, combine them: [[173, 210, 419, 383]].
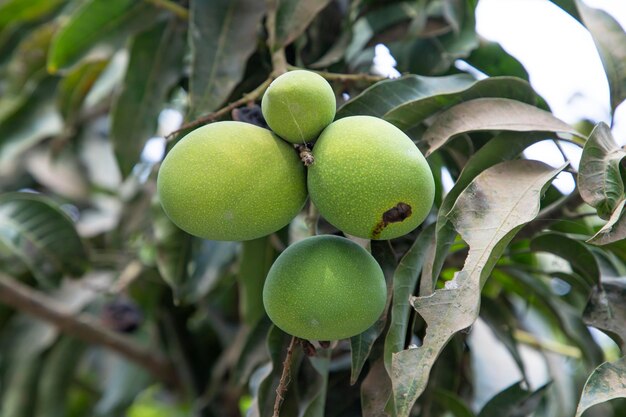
[[273, 335, 297, 417]]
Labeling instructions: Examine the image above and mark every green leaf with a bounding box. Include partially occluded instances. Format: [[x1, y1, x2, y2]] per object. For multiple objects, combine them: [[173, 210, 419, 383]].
[[111, 19, 185, 177], [309, 29, 352, 69], [181, 240, 239, 304], [433, 390, 475, 417], [576, 356, 626, 417], [577, 1, 626, 114], [584, 278, 626, 351], [422, 98, 578, 157], [530, 232, 599, 288], [439, 0, 471, 34], [0, 0, 64, 33], [0, 22, 57, 124], [478, 381, 549, 417], [0, 192, 88, 287], [57, 58, 108, 123], [0, 79, 63, 167], [549, 0, 581, 21], [152, 202, 193, 303], [340, 2, 417, 68], [423, 131, 549, 291], [390, 0, 479, 75], [47, 0, 162, 72], [338, 75, 539, 141], [248, 327, 299, 417], [238, 236, 275, 326], [93, 354, 151, 415], [189, 0, 266, 116], [0, 315, 59, 417], [299, 350, 331, 417], [383, 77, 538, 139], [350, 240, 396, 384], [0, 344, 45, 417], [272, 0, 333, 50], [233, 317, 273, 386], [337, 74, 476, 119], [578, 122, 626, 220], [589, 200, 626, 245], [465, 39, 529, 80], [35, 337, 86, 417], [383, 224, 435, 372], [390, 160, 563, 417]]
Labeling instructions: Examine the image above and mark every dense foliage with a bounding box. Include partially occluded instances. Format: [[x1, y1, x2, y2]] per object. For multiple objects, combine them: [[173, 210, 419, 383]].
[[0, 0, 625, 416]]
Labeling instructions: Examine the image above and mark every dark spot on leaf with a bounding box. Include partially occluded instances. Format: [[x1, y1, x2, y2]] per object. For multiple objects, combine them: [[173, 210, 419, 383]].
[[371, 202, 413, 239]]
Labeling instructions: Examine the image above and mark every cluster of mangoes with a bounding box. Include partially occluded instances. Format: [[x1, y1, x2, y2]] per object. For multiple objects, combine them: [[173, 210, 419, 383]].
[[157, 70, 435, 341]]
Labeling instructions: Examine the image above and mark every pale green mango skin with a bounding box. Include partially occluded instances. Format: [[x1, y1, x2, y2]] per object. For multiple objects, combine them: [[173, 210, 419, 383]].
[[261, 70, 336, 144], [308, 116, 435, 240], [263, 235, 386, 341], [157, 121, 307, 241]]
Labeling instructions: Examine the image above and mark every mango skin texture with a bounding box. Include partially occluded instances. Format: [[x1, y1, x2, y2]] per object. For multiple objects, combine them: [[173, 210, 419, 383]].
[[263, 235, 386, 341], [157, 121, 307, 241], [261, 70, 336, 144], [308, 116, 435, 240]]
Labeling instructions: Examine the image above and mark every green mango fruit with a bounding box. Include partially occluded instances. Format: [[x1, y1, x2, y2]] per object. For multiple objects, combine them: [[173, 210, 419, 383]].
[[157, 121, 307, 241], [308, 115, 435, 240], [263, 235, 386, 340], [261, 70, 336, 144]]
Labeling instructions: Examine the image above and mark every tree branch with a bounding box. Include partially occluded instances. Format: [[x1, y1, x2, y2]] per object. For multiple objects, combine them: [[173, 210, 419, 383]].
[[271, 49, 288, 77], [287, 65, 386, 83], [166, 77, 273, 140], [266, 0, 287, 75], [514, 329, 581, 358], [0, 273, 178, 386], [144, 0, 189, 20]]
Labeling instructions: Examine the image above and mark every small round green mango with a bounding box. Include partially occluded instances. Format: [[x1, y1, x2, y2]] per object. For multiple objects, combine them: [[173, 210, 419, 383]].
[[261, 70, 336, 144], [263, 235, 386, 340], [157, 121, 307, 241], [308, 116, 435, 240]]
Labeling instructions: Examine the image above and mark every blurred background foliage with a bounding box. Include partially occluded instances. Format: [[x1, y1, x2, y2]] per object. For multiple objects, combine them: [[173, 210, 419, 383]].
[[0, 0, 625, 416]]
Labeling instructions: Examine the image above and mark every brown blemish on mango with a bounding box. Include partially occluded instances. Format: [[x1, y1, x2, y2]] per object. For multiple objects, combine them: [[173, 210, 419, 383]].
[[370, 202, 413, 239]]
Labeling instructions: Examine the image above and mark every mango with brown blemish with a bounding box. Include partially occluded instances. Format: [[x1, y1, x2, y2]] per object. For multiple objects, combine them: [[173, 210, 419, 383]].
[[308, 116, 435, 240]]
